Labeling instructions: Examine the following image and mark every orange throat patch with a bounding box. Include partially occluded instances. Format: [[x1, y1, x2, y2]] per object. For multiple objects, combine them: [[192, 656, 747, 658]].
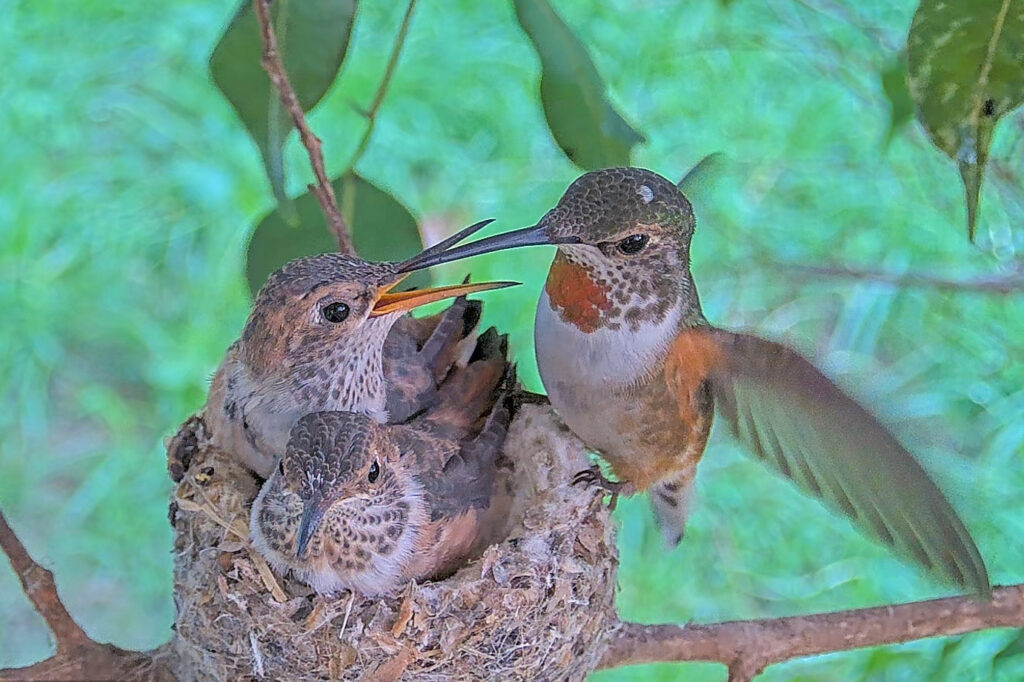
[[545, 253, 612, 334]]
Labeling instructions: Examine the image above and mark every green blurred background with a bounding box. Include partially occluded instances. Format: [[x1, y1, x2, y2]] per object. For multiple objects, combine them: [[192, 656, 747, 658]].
[[2, 0, 1023, 679]]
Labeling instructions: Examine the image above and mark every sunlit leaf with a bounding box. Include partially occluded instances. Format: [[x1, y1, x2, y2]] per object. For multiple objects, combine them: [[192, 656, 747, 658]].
[[514, 0, 644, 169], [880, 52, 914, 145], [210, 0, 357, 208], [907, 0, 1024, 240], [246, 173, 426, 297]]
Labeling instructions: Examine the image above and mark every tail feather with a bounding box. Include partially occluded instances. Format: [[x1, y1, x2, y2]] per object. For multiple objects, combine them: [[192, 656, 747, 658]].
[[650, 467, 697, 548], [468, 364, 518, 465], [428, 327, 508, 433], [420, 296, 483, 383], [384, 295, 481, 423]]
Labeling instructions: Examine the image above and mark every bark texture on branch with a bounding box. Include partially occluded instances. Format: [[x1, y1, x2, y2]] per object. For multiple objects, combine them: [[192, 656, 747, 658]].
[[599, 584, 1024, 681], [0, 508, 170, 681]]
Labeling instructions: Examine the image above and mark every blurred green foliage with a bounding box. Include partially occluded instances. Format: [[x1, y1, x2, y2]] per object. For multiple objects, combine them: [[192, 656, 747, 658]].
[[1, 0, 1022, 680]]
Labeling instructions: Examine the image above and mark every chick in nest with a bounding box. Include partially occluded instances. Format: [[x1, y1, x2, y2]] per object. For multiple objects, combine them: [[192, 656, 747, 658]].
[[186, 219, 516, 480], [250, 334, 516, 596]]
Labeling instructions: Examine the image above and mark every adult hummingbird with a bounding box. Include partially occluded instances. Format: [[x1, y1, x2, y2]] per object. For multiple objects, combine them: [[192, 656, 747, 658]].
[[409, 167, 990, 596], [250, 335, 515, 596], [198, 221, 516, 478]]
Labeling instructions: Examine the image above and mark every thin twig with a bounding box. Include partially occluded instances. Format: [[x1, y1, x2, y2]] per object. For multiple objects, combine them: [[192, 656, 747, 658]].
[[599, 584, 1024, 680], [253, 0, 355, 255], [776, 262, 1024, 294], [0, 506, 155, 681], [345, 0, 419, 171]]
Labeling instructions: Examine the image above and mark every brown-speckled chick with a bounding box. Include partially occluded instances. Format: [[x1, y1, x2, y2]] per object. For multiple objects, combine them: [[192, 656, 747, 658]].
[[196, 222, 515, 478], [250, 333, 515, 596]]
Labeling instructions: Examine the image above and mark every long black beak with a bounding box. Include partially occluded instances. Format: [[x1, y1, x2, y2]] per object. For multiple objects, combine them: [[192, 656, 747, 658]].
[[397, 222, 576, 273], [296, 500, 327, 558]]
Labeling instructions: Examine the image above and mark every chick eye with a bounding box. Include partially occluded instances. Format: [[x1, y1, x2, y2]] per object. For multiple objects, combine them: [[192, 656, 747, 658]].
[[278, 459, 285, 475], [617, 234, 649, 255], [322, 302, 350, 323], [367, 460, 380, 483]]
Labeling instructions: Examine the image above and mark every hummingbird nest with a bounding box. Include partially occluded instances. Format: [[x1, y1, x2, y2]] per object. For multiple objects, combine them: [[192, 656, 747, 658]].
[[167, 404, 619, 681]]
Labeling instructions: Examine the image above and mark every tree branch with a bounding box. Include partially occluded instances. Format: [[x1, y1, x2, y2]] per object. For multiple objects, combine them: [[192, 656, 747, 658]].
[[253, 0, 355, 255], [345, 0, 419, 172], [776, 262, 1024, 294], [0, 506, 157, 681], [599, 584, 1024, 681]]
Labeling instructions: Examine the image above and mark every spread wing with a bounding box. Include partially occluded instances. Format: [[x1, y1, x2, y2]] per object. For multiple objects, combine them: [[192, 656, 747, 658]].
[[679, 328, 989, 596]]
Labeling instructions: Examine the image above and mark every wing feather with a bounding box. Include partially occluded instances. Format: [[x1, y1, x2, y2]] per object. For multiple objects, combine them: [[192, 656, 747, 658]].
[[703, 329, 989, 596]]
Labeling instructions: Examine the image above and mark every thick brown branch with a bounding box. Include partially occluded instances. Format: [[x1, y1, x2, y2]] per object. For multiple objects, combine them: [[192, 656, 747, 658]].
[[0, 506, 160, 681], [600, 583, 1024, 681], [253, 0, 355, 255], [0, 507, 89, 653], [777, 262, 1024, 294]]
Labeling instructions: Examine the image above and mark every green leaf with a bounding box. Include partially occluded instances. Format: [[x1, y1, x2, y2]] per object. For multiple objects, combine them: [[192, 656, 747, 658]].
[[880, 52, 914, 145], [907, 0, 1024, 241], [677, 152, 727, 194], [995, 629, 1024, 664], [210, 0, 357, 208], [246, 173, 426, 297], [514, 0, 644, 169]]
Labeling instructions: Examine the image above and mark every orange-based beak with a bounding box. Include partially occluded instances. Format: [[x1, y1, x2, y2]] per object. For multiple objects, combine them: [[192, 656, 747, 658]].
[[370, 274, 518, 317]]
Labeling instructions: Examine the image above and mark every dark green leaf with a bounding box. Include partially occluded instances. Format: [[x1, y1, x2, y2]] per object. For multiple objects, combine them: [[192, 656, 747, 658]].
[[907, 0, 1024, 240], [246, 173, 426, 297], [210, 0, 357, 207], [514, 0, 644, 169], [880, 52, 913, 145]]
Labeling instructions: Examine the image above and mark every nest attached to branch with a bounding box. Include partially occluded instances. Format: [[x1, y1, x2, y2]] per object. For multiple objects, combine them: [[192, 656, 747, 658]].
[[167, 405, 620, 681]]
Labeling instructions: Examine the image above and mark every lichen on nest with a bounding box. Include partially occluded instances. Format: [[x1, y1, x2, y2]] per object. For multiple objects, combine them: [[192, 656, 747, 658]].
[[168, 405, 620, 681]]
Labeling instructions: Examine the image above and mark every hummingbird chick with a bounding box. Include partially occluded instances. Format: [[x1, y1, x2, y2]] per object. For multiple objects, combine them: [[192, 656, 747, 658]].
[[414, 167, 990, 597], [198, 221, 516, 478], [250, 337, 515, 596]]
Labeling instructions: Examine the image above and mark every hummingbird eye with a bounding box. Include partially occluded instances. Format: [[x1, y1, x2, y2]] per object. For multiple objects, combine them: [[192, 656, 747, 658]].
[[617, 234, 649, 255], [321, 301, 351, 324], [367, 460, 380, 484]]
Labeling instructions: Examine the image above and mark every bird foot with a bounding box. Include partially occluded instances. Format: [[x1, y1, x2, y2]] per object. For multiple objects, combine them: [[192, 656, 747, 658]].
[[572, 466, 634, 511], [167, 414, 205, 483]]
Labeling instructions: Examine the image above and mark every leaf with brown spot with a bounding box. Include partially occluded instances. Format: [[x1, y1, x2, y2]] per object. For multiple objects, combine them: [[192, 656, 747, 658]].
[[908, 0, 1024, 240]]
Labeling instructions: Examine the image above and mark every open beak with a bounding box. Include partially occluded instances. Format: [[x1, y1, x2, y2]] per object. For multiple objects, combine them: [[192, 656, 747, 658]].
[[296, 499, 328, 558], [371, 274, 518, 317], [396, 221, 579, 273]]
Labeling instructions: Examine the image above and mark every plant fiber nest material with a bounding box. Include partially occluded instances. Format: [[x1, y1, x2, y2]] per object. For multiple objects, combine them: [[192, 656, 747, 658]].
[[167, 405, 619, 681]]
